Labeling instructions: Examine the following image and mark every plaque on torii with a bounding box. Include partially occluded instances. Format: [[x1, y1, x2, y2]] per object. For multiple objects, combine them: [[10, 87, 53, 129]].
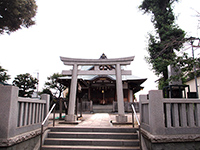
[[60, 55, 135, 123]]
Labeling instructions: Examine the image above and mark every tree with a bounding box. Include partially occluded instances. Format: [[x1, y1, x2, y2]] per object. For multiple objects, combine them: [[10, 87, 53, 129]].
[[13, 73, 38, 97], [139, 0, 185, 88], [40, 88, 54, 100], [45, 73, 67, 119], [40, 88, 55, 108], [45, 73, 66, 99], [0, 65, 10, 84], [0, 0, 37, 34], [176, 38, 200, 78]]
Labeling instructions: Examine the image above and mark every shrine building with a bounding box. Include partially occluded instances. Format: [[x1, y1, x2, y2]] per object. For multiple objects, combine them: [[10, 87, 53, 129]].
[[59, 53, 146, 123]]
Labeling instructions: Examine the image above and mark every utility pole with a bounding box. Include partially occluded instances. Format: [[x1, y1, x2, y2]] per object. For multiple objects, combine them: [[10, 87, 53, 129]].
[[190, 37, 200, 98], [36, 72, 39, 98]]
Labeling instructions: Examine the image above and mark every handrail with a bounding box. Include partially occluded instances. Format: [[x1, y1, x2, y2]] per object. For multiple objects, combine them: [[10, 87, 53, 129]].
[[131, 103, 140, 127], [40, 103, 56, 150], [131, 103, 142, 150]]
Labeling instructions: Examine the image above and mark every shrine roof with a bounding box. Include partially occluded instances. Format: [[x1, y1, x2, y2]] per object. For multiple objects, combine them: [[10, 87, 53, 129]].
[[58, 74, 146, 82]]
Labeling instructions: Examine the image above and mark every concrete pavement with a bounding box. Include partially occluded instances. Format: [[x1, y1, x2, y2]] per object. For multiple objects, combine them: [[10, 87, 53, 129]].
[[49, 113, 139, 128]]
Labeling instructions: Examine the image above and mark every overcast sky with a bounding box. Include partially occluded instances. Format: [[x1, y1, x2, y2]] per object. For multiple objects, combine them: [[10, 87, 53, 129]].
[[0, 0, 199, 99]]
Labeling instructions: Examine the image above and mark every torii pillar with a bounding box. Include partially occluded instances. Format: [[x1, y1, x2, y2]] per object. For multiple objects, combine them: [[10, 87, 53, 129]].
[[115, 63, 127, 122], [60, 56, 134, 123], [65, 64, 78, 122]]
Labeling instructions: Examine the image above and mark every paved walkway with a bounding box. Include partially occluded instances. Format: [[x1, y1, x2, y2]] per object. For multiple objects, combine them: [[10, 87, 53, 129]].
[[49, 113, 139, 128], [78, 113, 113, 127]]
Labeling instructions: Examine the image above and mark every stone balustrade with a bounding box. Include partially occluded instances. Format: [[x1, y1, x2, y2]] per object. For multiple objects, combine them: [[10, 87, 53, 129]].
[[18, 98, 46, 127], [139, 90, 200, 149], [78, 101, 93, 112], [140, 90, 200, 135], [113, 101, 139, 112], [0, 84, 49, 147], [163, 99, 200, 134]]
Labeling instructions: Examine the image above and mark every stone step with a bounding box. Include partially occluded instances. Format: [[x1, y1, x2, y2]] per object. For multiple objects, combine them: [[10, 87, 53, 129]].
[[93, 105, 113, 113], [93, 109, 113, 113], [42, 127, 140, 150], [48, 131, 138, 139], [48, 127, 138, 133], [42, 145, 140, 150], [93, 105, 113, 110], [44, 138, 139, 147]]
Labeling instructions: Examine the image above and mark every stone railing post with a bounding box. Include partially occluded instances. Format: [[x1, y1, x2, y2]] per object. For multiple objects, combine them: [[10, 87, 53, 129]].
[[0, 85, 19, 139], [90, 100, 93, 112], [139, 94, 148, 125], [148, 90, 165, 135], [41, 94, 50, 116]]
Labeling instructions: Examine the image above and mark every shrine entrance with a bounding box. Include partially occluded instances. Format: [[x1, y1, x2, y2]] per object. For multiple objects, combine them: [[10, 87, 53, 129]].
[[89, 76, 116, 105], [91, 87, 115, 105], [59, 53, 146, 123]]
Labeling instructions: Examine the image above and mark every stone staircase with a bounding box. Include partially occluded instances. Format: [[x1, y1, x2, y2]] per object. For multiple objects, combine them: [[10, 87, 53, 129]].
[[93, 105, 113, 113], [42, 127, 140, 150]]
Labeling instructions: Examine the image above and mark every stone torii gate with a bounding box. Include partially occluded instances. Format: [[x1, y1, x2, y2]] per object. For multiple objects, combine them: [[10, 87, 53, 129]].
[[60, 56, 135, 123]]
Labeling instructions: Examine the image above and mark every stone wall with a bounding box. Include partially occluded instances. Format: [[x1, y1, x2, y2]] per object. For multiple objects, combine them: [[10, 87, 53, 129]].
[[0, 135, 40, 150], [141, 133, 200, 150]]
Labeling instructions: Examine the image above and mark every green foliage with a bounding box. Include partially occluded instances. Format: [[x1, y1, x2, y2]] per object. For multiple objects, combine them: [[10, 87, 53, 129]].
[[12, 73, 38, 97], [40, 88, 53, 98], [157, 78, 168, 90], [140, 0, 185, 89], [45, 73, 66, 98], [0, 0, 37, 34], [0, 66, 10, 84], [170, 52, 200, 83], [40, 88, 54, 105]]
